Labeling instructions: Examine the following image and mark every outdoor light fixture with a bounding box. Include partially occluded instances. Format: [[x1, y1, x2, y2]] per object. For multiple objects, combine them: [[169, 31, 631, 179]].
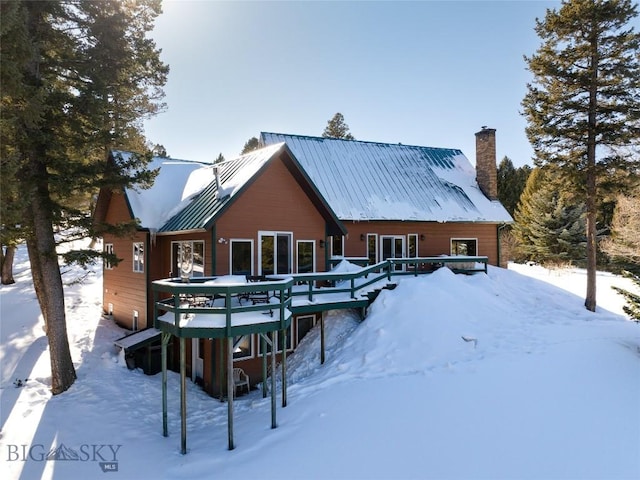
[[420, 234, 425, 241], [319, 240, 325, 248], [360, 234, 365, 241]]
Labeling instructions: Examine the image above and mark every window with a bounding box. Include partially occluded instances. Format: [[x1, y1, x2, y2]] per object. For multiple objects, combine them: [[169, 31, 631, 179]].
[[171, 241, 205, 278], [451, 238, 478, 256], [296, 315, 316, 345], [104, 243, 114, 270], [367, 234, 378, 265], [259, 232, 292, 275], [231, 240, 253, 275], [297, 240, 315, 273], [233, 335, 253, 360], [408, 234, 418, 258], [330, 235, 344, 258], [133, 242, 144, 273]]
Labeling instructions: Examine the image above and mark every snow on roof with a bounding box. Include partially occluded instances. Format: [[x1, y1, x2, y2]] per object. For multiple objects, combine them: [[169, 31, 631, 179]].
[[157, 143, 288, 233], [260, 133, 513, 223], [119, 152, 214, 230]]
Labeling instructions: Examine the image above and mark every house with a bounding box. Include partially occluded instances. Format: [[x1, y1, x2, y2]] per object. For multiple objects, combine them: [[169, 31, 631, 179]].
[[95, 143, 346, 395], [260, 127, 511, 267], [95, 128, 512, 399]]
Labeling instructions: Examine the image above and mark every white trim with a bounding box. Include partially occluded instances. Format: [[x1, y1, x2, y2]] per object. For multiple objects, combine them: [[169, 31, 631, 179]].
[[408, 233, 419, 258]]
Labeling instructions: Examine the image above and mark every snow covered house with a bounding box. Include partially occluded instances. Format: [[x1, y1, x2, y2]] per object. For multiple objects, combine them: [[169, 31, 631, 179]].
[[260, 128, 512, 268], [94, 128, 511, 398]]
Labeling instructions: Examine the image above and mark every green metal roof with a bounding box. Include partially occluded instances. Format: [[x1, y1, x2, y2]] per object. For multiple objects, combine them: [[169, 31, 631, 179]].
[[158, 144, 285, 233], [158, 143, 346, 236]]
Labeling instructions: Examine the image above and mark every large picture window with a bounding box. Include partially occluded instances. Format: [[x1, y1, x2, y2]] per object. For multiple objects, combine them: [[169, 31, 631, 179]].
[[451, 238, 478, 256], [172, 241, 205, 278], [133, 242, 144, 273]]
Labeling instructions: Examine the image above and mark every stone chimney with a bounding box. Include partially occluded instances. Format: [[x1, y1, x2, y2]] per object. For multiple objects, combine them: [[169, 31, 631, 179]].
[[475, 126, 498, 200]]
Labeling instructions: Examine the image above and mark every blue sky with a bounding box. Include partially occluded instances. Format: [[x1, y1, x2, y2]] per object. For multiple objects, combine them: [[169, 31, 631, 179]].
[[144, 1, 562, 167]]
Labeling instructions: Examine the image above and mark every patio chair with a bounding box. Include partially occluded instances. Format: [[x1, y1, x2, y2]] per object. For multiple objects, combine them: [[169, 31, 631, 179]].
[[233, 367, 250, 396]]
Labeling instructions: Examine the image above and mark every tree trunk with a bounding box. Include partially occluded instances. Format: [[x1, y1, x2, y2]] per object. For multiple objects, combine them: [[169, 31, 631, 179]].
[[24, 158, 77, 394], [1, 245, 16, 285], [584, 27, 599, 313]]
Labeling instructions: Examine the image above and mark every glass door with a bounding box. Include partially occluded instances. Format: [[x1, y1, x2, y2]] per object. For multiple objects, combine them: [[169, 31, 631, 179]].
[[381, 235, 405, 271], [259, 232, 293, 275]]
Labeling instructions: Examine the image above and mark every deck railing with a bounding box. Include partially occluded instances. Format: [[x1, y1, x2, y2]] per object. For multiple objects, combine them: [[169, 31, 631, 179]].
[[152, 276, 293, 337], [152, 256, 488, 329]]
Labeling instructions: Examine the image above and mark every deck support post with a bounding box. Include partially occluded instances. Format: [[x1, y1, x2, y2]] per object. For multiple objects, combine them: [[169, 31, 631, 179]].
[[161, 333, 171, 437], [280, 328, 287, 407], [261, 335, 267, 398], [227, 336, 235, 450], [320, 313, 325, 364], [270, 332, 277, 429], [180, 337, 187, 455]]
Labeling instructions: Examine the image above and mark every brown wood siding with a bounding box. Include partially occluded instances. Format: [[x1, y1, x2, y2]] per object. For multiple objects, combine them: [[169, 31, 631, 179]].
[[342, 221, 500, 266], [216, 157, 328, 274], [102, 191, 149, 330]]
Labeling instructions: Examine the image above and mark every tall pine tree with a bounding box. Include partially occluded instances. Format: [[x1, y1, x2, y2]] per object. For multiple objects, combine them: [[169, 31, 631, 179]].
[[513, 168, 587, 265], [322, 112, 355, 140], [522, 0, 640, 311], [1, 0, 168, 394], [497, 156, 532, 216]]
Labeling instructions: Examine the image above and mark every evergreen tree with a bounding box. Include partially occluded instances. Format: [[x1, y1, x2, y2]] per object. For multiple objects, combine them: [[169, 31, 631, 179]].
[[322, 112, 355, 140], [214, 153, 225, 163], [1, 0, 168, 394], [513, 168, 587, 265], [241, 137, 260, 154], [601, 191, 640, 321], [497, 156, 532, 216], [522, 0, 640, 311]]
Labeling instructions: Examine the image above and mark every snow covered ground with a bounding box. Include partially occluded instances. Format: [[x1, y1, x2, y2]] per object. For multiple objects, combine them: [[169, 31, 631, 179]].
[[1, 244, 639, 480]]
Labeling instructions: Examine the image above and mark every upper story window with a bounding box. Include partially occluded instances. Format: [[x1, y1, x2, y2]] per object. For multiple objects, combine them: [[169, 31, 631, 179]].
[[297, 240, 315, 273], [133, 242, 144, 273], [172, 241, 205, 279], [104, 243, 114, 270], [330, 235, 344, 258], [451, 238, 477, 256]]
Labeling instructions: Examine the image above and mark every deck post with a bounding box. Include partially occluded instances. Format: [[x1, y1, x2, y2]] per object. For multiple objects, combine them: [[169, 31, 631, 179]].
[[180, 337, 187, 455], [270, 333, 277, 429], [227, 336, 235, 450], [280, 328, 287, 408], [161, 333, 170, 437], [261, 334, 267, 398], [320, 313, 325, 364]]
